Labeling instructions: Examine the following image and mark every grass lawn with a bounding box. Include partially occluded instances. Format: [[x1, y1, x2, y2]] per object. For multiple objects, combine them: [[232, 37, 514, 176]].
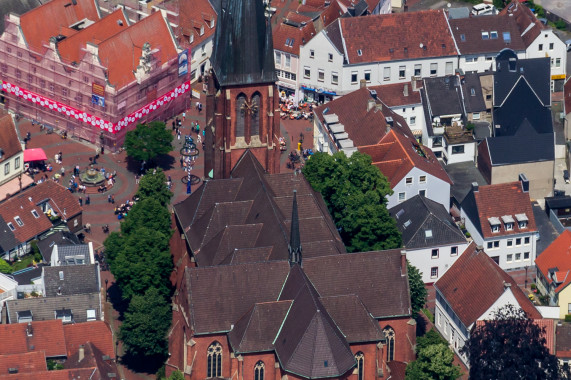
[[11, 255, 36, 272]]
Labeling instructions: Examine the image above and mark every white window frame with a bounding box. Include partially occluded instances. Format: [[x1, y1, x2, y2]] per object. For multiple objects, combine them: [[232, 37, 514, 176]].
[[331, 72, 339, 85], [430, 267, 438, 279], [275, 52, 281, 65], [451, 246, 458, 256], [364, 70, 371, 83], [310, 49, 315, 59], [431, 249, 439, 259], [351, 71, 358, 84], [399, 66, 406, 79], [405, 177, 413, 185], [383, 67, 390, 81], [430, 63, 437, 76], [398, 192, 405, 202], [318, 69, 325, 82], [506, 254, 513, 263], [328, 53, 333, 62], [304, 67, 310, 79]]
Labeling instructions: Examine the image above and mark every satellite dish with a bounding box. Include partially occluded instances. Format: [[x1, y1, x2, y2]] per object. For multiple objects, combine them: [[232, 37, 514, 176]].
[[419, 43, 424, 49]]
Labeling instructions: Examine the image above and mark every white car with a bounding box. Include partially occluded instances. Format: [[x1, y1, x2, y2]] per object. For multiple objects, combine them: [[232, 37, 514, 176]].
[[472, 3, 496, 16]]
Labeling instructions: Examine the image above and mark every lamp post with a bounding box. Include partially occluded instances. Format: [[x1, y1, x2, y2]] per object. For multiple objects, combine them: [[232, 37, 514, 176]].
[[105, 278, 109, 302]]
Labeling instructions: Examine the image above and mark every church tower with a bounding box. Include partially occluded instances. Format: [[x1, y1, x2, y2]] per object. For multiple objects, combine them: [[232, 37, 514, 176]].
[[203, 0, 281, 179]]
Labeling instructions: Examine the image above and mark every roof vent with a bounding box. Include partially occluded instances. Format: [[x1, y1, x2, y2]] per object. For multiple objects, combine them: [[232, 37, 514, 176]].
[[369, 89, 378, 99], [117, 20, 123, 26], [8, 368, 18, 374], [385, 117, 394, 126]]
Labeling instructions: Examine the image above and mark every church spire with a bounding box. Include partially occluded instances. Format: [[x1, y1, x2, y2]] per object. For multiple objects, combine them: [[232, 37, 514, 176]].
[[288, 190, 302, 267], [210, 0, 277, 87]]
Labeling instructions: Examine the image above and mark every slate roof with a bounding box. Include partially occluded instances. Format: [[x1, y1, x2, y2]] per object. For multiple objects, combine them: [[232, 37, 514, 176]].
[[339, 10, 458, 64], [0, 0, 43, 33], [556, 322, 571, 359], [0, 351, 47, 375], [36, 231, 80, 263], [449, 15, 526, 55], [462, 73, 486, 113], [359, 128, 452, 188], [322, 19, 345, 60], [6, 292, 101, 324], [485, 132, 554, 165], [173, 150, 345, 266], [444, 162, 488, 204], [42, 264, 99, 297], [461, 181, 537, 239], [63, 341, 118, 379], [389, 195, 466, 249], [493, 52, 550, 107], [314, 86, 411, 148], [53, 244, 91, 266], [19, 0, 100, 52], [0, 181, 82, 246], [535, 230, 571, 294], [11, 265, 43, 285], [0, 320, 66, 357], [0, 114, 22, 164], [63, 321, 115, 358], [211, 0, 276, 86], [499, 0, 545, 47], [435, 243, 541, 327], [0, 214, 19, 254], [422, 75, 464, 118]]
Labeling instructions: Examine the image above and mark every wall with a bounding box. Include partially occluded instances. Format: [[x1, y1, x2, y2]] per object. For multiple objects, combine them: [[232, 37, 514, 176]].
[[525, 30, 567, 91], [377, 315, 416, 363], [190, 37, 213, 82], [407, 242, 470, 284], [490, 160, 554, 200], [387, 167, 451, 211], [275, 50, 300, 98], [477, 287, 519, 319], [443, 140, 476, 165], [434, 293, 470, 367], [0, 149, 24, 186], [389, 102, 426, 136], [558, 284, 571, 319], [482, 232, 536, 271], [458, 51, 526, 74]]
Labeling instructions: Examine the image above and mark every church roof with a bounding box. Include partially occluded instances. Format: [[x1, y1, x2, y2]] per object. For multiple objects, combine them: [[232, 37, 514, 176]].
[[210, 0, 277, 86]]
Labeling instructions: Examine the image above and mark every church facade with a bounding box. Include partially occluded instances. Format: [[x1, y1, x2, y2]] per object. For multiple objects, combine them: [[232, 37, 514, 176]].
[[203, 0, 281, 179]]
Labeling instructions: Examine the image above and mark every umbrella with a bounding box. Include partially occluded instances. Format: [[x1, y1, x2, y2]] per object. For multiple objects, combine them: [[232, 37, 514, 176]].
[[23, 148, 48, 162]]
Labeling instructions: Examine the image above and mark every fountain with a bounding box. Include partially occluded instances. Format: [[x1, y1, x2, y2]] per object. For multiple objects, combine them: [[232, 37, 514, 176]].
[[79, 167, 105, 186]]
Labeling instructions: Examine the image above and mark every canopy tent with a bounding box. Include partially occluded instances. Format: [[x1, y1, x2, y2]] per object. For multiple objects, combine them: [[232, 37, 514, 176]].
[[23, 148, 47, 162]]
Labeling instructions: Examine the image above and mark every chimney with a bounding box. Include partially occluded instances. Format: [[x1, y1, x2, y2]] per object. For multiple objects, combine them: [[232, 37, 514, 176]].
[[503, 281, 512, 290], [403, 84, 409, 97], [78, 345, 84, 362], [359, 79, 367, 89], [401, 250, 407, 276], [471, 182, 479, 192], [367, 98, 376, 112], [519, 173, 529, 193], [26, 323, 33, 337]]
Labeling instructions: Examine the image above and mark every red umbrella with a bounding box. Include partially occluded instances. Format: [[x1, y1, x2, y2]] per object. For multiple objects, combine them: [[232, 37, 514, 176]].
[[23, 148, 48, 162]]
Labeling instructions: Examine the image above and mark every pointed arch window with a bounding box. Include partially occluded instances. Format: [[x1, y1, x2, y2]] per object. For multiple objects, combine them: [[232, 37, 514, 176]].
[[251, 93, 261, 136], [254, 361, 265, 380], [236, 94, 246, 138], [207, 342, 222, 378], [383, 327, 395, 361], [355, 352, 364, 380]]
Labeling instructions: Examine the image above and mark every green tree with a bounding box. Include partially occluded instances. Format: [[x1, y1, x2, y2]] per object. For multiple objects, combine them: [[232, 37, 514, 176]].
[[416, 329, 448, 353], [406, 344, 462, 380], [108, 227, 173, 300], [123, 121, 173, 163], [168, 371, 185, 380], [302, 152, 401, 252], [408, 261, 427, 318], [136, 168, 173, 207], [0, 258, 13, 274], [120, 287, 171, 359], [461, 304, 567, 379], [121, 198, 172, 237]]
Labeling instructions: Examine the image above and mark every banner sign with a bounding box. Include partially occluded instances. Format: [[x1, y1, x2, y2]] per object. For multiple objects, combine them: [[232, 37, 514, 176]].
[[1, 80, 191, 133], [92, 82, 105, 97], [192, 88, 201, 99], [178, 50, 189, 77]]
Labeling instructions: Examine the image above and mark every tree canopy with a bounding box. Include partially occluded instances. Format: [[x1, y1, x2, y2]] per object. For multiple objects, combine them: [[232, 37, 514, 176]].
[[136, 168, 173, 207], [302, 152, 402, 252], [120, 198, 172, 237], [123, 121, 173, 162], [120, 287, 171, 359], [407, 261, 427, 318], [461, 304, 568, 380], [406, 343, 462, 380], [0, 259, 13, 274]]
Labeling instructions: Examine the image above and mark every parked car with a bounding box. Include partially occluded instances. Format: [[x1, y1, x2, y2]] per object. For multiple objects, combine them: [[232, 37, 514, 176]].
[[472, 3, 496, 16], [566, 39, 571, 52]]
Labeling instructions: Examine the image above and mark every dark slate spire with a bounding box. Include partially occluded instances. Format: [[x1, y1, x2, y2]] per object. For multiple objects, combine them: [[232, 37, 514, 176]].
[[211, 0, 277, 87], [288, 190, 302, 267]]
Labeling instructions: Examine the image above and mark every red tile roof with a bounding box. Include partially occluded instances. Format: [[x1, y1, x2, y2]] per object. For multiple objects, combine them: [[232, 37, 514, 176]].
[[473, 181, 536, 239], [19, 0, 100, 53], [0, 320, 67, 357], [63, 321, 115, 359], [178, 0, 216, 49], [436, 243, 541, 327], [359, 129, 452, 187], [0, 114, 22, 164], [273, 20, 317, 56], [0, 368, 96, 379], [339, 10, 458, 64], [56, 9, 129, 65], [0, 181, 82, 243], [556, 322, 571, 359], [499, 0, 545, 47], [0, 351, 47, 374], [369, 83, 422, 108], [535, 230, 571, 294], [98, 11, 178, 89]]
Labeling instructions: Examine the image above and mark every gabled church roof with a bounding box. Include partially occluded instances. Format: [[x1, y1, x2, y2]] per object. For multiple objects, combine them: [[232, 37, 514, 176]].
[[210, 0, 277, 86]]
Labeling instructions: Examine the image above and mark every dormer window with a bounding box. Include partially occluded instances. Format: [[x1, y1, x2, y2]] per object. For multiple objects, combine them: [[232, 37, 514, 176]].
[[7, 222, 15, 231], [357, 49, 362, 56], [515, 213, 528, 229], [31, 210, 39, 218], [200, 26, 204, 36], [501, 215, 514, 231], [210, 19, 214, 28], [490, 31, 498, 39], [14, 216, 23, 227], [481, 32, 489, 40], [488, 217, 501, 233]]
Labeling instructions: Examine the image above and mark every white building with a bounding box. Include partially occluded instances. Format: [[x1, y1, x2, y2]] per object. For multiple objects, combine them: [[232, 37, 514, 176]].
[[298, 10, 460, 102], [389, 195, 469, 283], [434, 243, 542, 367], [460, 177, 538, 271], [0, 114, 24, 187]]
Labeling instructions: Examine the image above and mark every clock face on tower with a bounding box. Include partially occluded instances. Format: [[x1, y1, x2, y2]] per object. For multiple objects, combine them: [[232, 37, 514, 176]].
[[240, 99, 259, 116]]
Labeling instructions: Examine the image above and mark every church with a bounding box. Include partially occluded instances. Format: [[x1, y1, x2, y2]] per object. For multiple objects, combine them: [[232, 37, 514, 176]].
[[165, 1, 416, 378]]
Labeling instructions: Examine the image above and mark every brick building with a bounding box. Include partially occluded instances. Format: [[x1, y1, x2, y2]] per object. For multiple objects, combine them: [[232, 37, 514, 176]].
[[203, 0, 280, 179], [0, 0, 190, 148]]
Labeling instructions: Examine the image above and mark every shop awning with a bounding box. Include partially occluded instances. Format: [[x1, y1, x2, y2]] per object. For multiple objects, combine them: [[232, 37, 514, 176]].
[[24, 148, 47, 162]]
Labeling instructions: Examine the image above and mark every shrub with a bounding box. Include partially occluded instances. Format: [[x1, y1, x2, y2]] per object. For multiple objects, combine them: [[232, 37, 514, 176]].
[[530, 283, 537, 290], [565, 314, 571, 322], [465, 232, 471, 238]]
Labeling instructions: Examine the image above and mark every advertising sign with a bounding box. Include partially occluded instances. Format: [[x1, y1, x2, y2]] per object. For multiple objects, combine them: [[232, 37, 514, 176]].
[[178, 49, 189, 77], [92, 82, 105, 97]]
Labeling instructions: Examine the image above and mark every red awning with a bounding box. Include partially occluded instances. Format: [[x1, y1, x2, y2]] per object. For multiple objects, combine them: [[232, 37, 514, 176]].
[[23, 148, 47, 162]]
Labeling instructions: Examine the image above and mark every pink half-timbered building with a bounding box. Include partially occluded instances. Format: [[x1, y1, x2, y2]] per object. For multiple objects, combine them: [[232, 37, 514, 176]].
[[0, 0, 190, 149]]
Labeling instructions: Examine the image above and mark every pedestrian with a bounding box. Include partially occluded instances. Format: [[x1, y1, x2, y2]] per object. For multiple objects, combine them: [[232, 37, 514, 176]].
[[172, 120, 175, 131], [86, 195, 90, 205], [55, 153, 60, 164], [101, 146, 105, 155], [202, 129, 205, 137], [182, 111, 186, 121], [179, 156, 183, 168], [26, 131, 31, 140], [111, 195, 115, 204], [135, 174, 139, 184], [60, 166, 65, 176], [58, 152, 63, 163], [78, 196, 83, 206], [108, 194, 111, 203], [177, 130, 181, 140]]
